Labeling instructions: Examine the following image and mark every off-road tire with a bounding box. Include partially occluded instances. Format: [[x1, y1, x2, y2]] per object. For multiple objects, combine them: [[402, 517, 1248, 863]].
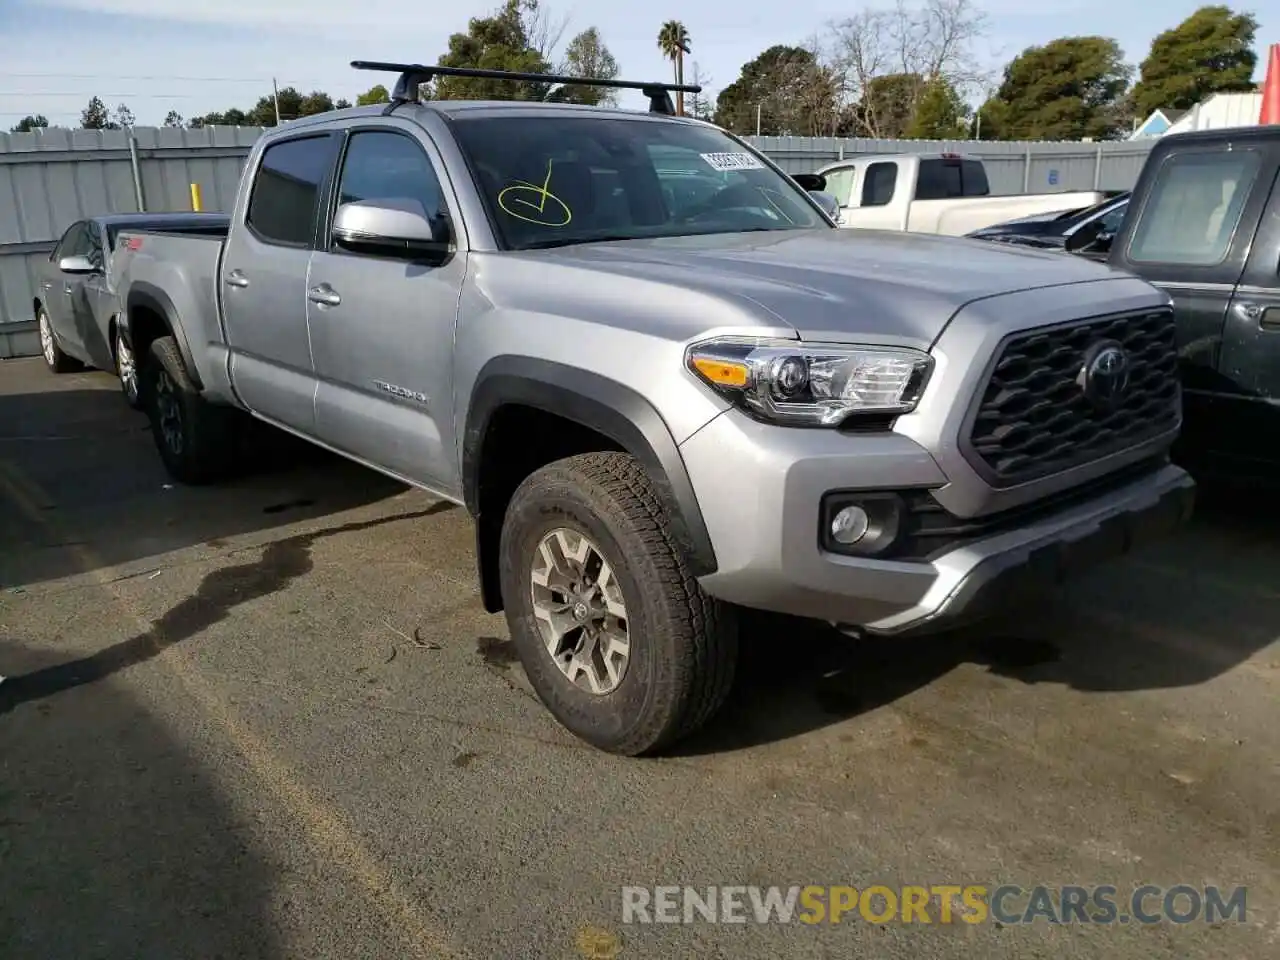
[[498, 452, 738, 756], [142, 335, 236, 485], [38, 307, 82, 374]]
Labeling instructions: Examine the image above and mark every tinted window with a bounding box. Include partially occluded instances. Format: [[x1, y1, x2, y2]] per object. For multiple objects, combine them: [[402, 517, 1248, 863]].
[[335, 131, 446, 226], [450, 115, 826, 250], [822, 166, 856, 206], [1128, 151, 1260, 266], [87, 221, 105, 268], [53, 221, 91, 260], [914, 158, 988, 200], [247, 135, 335, 246], [862, 162, 898, 207]]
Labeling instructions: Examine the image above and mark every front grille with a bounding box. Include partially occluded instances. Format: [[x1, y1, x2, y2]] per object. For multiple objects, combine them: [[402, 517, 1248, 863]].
[[964, 309, 1179, 487]]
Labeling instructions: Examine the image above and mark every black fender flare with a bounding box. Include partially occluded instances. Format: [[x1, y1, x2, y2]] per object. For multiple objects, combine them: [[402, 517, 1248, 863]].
[[463, 357, 719, 605], [123, 282, 203, 389]]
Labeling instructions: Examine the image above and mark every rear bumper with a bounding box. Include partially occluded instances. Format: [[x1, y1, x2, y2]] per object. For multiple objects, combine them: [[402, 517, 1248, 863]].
[[680, 409, 1195, 636]]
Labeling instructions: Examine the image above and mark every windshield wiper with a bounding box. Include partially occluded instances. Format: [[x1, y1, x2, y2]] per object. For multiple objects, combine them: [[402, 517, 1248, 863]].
[[518, 235, 638, 250]]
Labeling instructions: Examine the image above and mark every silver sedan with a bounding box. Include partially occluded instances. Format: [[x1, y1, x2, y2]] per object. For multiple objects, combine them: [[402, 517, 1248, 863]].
[[36, 212, 228, 407]]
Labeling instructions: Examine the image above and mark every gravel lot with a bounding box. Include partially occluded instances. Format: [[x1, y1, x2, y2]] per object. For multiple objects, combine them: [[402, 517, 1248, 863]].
[[1, 356, 1277, 959]]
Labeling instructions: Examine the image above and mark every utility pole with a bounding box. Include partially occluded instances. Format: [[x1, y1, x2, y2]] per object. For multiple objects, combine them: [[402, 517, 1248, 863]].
[[756, 102, 762, 136], [272, 77, 282, 125]]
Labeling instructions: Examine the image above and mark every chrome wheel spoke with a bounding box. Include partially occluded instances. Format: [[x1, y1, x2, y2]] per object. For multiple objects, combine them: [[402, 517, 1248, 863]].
[[529, 526, 631, 696]]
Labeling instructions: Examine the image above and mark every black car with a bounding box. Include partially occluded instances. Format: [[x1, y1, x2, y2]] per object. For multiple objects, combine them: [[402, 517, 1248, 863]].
[[965, 192, 1130, 260], [1068, 127, 1280, 479]]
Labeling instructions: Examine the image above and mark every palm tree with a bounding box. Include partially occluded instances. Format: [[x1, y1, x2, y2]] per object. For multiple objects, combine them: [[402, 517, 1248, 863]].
[[657, 20, 691, 115]]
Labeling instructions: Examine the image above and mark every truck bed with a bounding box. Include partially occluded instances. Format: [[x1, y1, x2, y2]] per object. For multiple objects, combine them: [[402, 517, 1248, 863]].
[[112, 229, 228, 395]]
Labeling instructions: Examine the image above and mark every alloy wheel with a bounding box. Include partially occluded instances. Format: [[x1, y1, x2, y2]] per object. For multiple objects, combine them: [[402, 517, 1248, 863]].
[[154, 367, 183, 455], [530, 527, 631, 695]]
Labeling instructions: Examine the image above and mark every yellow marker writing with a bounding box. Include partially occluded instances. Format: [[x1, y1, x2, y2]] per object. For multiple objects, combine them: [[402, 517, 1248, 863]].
[[498, 159, 573, 227]]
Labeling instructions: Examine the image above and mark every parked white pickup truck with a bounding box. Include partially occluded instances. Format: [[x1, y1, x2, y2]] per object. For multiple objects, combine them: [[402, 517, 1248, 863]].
[[814, 153, 1106, 237]]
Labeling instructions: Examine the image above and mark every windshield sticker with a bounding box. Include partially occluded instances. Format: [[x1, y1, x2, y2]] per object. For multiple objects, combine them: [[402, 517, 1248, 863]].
[[701, 152, 765, 172], [498, 159, 573, 227]]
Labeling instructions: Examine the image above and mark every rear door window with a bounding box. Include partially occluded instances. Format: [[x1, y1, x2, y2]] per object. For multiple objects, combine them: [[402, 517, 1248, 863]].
[[914, 159, 989, 200], [247, 134, 338, 247], [1127, 150, 1261, 266]]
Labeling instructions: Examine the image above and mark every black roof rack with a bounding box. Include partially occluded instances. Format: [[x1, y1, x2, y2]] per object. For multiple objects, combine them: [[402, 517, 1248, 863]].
[[351, 60, 700, 116]]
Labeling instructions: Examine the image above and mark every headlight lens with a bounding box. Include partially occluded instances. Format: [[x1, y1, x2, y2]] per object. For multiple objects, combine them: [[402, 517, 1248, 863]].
[[686, 337, 932, 426]]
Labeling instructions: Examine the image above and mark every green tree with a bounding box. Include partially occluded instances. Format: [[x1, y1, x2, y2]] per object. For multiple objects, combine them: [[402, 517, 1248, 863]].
[[435, 0, 551, 102], [714, 45, 840, 136], [852, 73, 922, 138], [113, 103, 135, 128], [80, 96, 112, 130], [551, 26, 619, 105], [10, 114, 48, 133], [163, 110, 184, 127], [356, 84, 391, 106], [906, 76, 969, 138], [657, 20, 691, 114], [981, 36, 1131, 140], [190, 108, 248, 128], [1130, 5, 1258, 118]]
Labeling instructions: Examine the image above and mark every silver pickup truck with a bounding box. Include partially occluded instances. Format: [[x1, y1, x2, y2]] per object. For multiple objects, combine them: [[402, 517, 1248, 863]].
[[111, 63, 1195, 756]]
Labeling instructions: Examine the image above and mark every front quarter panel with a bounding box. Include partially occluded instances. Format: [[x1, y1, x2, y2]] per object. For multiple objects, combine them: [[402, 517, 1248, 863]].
[[894, 275, 1176, 517]]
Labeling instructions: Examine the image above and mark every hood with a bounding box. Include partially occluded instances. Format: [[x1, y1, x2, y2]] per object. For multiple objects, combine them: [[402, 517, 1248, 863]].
[[518, 228, 1128, 347]]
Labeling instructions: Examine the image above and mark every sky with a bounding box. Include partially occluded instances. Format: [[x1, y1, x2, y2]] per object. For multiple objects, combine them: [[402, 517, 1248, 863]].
[[0, 0, 1273, 129]]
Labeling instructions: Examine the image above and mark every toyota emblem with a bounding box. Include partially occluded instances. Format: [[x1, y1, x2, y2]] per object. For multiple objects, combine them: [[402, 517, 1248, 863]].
[[1077, 341, 1130, 408]]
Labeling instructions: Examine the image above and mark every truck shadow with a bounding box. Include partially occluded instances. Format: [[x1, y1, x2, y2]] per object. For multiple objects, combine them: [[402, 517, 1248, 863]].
[[0, 381, 408, 590], [0, 638, 281, 959], [677, 475, 1280, 755]]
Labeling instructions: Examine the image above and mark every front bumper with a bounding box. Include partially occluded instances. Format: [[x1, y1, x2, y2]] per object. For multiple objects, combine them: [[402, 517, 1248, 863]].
[[680, 410, 1195, 635]]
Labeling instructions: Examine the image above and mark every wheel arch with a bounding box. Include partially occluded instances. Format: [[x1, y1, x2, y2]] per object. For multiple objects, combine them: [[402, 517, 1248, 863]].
[[124, 283, 203, 389], [463, 357, 719, 613]]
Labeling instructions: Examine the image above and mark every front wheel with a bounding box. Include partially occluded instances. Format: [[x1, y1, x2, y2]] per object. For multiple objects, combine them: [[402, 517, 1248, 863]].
[[115, 326, 141, 409], [142, 335, 236, 485], [38, 308, 81, 374], [498, 452, 738, 756]]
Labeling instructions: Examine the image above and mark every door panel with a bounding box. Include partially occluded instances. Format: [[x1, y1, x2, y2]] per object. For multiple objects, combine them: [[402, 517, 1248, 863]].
[[71, 221, 115, 370], [1217, 165, 1280, 400], [1117, 146, 1269, 394], [307, 127, 465, 492], [43, 221, 93, 360], [221, 132, 340, 432]]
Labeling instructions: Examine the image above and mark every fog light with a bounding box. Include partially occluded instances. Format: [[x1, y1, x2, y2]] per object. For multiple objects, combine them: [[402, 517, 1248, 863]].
[[830, 505, 870, 544]]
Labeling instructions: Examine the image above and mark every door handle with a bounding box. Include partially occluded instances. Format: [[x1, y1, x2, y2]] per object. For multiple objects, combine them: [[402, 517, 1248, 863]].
[[225, 270, 250, 288], [307, 285, 341, 307], [1234, 300, 1280, 328], [40, 281, 53, 291], [63, 286, 74, 297]]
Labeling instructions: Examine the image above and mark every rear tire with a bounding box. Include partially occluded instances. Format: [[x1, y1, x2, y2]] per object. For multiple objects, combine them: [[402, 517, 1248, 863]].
[[38, 307, 82, 374], [498, 452, 737, 756], [142, 335, 236, 485]]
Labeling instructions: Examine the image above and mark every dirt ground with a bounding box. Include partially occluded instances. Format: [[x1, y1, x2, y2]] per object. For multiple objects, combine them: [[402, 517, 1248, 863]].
[[1, 357, 1276, 959]]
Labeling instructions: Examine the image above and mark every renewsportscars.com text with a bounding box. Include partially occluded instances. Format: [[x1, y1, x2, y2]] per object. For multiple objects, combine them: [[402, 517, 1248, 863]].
[[621, 884, 1247, 925]]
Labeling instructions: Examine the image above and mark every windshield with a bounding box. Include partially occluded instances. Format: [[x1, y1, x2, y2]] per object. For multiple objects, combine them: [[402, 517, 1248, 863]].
[[450, 114, 828, 250]]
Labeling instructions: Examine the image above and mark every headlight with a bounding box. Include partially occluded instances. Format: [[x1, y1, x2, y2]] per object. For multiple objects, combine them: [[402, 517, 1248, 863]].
[[685, 336, 932, 426]]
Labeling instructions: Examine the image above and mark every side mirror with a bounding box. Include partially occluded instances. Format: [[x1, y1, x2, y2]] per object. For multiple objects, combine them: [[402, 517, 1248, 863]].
[[1067, 221, 1118, 257], [808, 190, 841, 222], [792, 173, 827, 193], [333, 198, 452, 260], [58, 254, 97, 275]]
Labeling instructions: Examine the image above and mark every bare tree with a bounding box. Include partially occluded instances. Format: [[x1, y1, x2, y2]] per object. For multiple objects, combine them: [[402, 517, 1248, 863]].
[[525, 0, 571, 64], [826, 0, 990, 137], [687, 62, 713, 120]]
